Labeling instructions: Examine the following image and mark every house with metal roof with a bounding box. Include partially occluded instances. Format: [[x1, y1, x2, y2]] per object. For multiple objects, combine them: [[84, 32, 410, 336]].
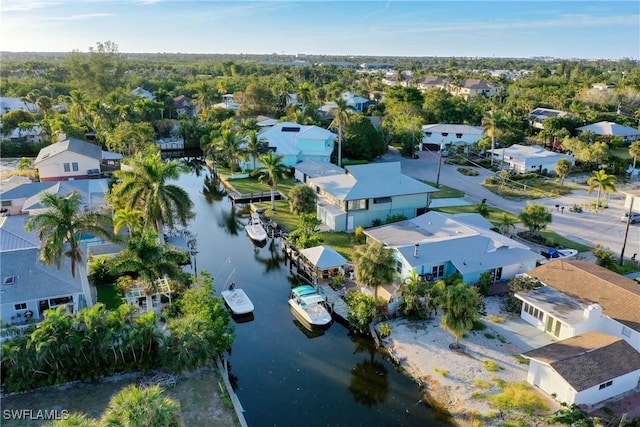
[[447, 79, 499, 99], [0, 216, 88, 340], [576, 121, 640, 143], [489, 144, 575, 174], [33, 138, 122, 182], [421, 123, 484, 151], [304, 162, 438, 232], [364, 211, 542, 284], [240, 122, 337, 171], [522, 332, 640, 406], [518, 260, 640, 352], [528, 107, 575, 130]]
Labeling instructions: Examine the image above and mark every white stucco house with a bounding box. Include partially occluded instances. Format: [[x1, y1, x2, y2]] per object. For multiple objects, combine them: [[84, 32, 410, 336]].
[[446, 79, 499, 99], [319, 91, 372, 115], [522, 332, 640, 406], [364, 211, 542, 284], [576, 121, 640, 143], [515, 260, 640, 406], [33, 138, 122, 182], [489, 144, 575, 174], [421, 124, 484, 151], [301, 162, 438, 232], [239, 122, 337, 171], [131, 87, 155, 100]]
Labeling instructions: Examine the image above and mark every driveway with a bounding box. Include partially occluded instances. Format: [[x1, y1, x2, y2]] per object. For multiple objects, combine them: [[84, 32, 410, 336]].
[[378, 148, 640, 260]]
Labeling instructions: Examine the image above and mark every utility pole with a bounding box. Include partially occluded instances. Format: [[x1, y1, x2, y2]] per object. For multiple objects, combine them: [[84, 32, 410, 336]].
[[620, 197, 635, 266], [436, 139, 444, 187]]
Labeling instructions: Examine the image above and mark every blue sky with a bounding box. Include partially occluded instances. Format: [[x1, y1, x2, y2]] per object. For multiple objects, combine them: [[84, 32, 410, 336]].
[[2, 1, 639, 59]]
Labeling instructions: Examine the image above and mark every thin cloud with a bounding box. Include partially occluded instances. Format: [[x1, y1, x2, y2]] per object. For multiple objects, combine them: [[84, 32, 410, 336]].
[[43, 13, 115, 22], [363, 0, 391, 21], [2, 0, 57, 12]]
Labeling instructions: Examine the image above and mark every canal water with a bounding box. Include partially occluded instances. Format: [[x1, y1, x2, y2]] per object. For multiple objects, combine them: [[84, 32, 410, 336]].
[[178, 170, 453, 427]]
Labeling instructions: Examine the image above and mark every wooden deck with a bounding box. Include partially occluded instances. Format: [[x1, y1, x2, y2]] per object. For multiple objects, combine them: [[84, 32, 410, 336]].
[[316, 284, 350, 321]]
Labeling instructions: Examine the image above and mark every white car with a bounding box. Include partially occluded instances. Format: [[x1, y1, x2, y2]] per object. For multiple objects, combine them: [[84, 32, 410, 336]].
[[620, 212, 640, 223]]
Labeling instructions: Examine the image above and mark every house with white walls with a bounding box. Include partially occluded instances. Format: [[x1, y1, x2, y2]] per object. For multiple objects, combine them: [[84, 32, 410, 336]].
[[489, 144, 575, 174], [528, 107, 575, 130], [239, 122, 336, 171], [421, 124, 484, 151], [302, 162, 437, 232], [364, 211, 542, 284], [576, 121, 640, 143], [522, 332, 640, 406]]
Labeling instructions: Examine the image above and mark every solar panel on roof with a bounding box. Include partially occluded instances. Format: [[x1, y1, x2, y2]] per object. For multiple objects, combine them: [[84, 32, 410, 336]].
[[281, 126, 301, 132]]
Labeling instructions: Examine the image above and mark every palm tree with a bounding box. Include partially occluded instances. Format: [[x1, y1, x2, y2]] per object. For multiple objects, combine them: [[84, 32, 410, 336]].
[[519, 203, 552, 238], [253, 150, 289, 210], [193, 81, 215, 117], [398, 270, 426, 319], [555, 159, 572, 187], [439, 283, 480, 349], [244, 130, 267, 171], [296, 82, 313, 112], [587, 170, 617, 212], [482, 110, 502, 166], [330, 98, 355, 168], [112, 151, 194, 234], [113, 207, 144, 237], [629, 141, 640, 169], [213, 129, 243, 172], [352, 241, 396, 300], [102, 384, 183, 427], [497, 213, 517, 236], [68, 89, 90, 123], [25, 191, 113, 309]]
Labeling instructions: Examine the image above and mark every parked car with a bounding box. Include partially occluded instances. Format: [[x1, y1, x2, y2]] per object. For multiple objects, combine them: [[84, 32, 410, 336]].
[[620, 212, 640, 223]]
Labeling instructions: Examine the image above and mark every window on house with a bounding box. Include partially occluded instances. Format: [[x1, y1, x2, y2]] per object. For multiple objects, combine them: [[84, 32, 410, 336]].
[[598, 380, 613, 390], [523, 302, 529, 313], [72, 162, 79, 172], [14, 303, 27, 310], [622, 326, 632, 337], [425, 132, 432, 137], [373, 197, 391, 204], [396, 260, 402, 274], [3, 276, 16, 285], [50, 296, 72, 306], [456, 133, 462, 139], [1, 200, 11, 207], [347, 199, 367, 210], [431, 265, 445, 278], [441, 133, 449, 137], [63, 163, 70, 172]]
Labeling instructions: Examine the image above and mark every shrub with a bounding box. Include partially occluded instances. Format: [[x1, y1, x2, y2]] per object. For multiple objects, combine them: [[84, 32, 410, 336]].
[[354, 226, 366, 244], [474, 379, 492, 389], [483, 360, 503, 372], [489, 315, 507, 323], [385, 214, 407, 224], [484, 333, 496, 340], [378, 322, 392, 338], [434, 367, 449, 377], [488, 382, 549, 414]]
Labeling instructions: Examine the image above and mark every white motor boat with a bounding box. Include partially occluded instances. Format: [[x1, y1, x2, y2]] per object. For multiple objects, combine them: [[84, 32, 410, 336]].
[[221, 284, 254, 315], [541, 248, 578, 261], [288, 285, 332, 329], [245, 213, 267, 243]]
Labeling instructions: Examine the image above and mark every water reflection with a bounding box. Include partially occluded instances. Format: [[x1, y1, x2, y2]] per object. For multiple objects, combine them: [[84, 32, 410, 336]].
[[217, 204, 246, 236], [180, 156, 207, 177], [252, 239, 284, 273], [349, 338, 389, 407], [202, 173, 227, 204], [291, 318, 326, 339]]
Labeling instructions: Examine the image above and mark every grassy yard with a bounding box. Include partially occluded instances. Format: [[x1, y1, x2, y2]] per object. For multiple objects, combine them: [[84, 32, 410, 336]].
[[97, 285, 122, 310], [317, 231, 356, 261], [418, 180, 465, 198], [538, 230, 592, 252], [433, 205, 519, 226], [483, 178, 575, 200]]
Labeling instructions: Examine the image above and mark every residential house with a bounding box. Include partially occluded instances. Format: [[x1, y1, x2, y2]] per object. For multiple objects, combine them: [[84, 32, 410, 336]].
[[293, 159, 344, 184], [214, 94, 240, 110], [4, 125, 44, 143], [416, 76, 447, 91], [528, 107, 575, 130], [489, 144, 575, 174], [131, 87, 155, 100], [517, 260, 640, 351], [239, 122, 336, 171], [303, 162, 438, 232], [576, 121, 640, 143], [0, 216, 89, 338], [0, 97, 37, 115], [364, 211, 542, 284], [173, 95, 193, 118], [522, 332, 640, 406], [33, 138, 122, 182], [0, 179, 110, 216], [319, 91, 372, 115], [446, 79, 498, 99], [421, 123, 484, 151]]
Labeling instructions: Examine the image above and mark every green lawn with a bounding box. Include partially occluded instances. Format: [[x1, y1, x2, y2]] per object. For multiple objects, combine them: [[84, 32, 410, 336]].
[[418, 180, 465, 198], [538, 230, 592, 252], [483, 178, 574, 200], [318, 231, 356, 261], [97, 285, 122, 310]]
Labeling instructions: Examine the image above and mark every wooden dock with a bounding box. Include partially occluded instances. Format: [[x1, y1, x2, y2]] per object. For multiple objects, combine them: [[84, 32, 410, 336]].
[[316, 284, 349, 321]]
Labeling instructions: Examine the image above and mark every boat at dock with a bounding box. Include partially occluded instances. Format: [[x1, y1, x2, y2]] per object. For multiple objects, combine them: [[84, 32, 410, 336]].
[[288, 285, 332, 330], [245, 213, 267, 243]]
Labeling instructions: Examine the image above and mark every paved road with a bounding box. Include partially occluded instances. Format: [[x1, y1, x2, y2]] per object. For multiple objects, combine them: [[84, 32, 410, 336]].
[[377, 147, 640, 261]]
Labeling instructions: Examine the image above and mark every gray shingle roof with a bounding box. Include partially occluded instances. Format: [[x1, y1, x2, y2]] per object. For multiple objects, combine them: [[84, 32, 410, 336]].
[[34, 138, 103, 164], [523, 332, 640, 392]]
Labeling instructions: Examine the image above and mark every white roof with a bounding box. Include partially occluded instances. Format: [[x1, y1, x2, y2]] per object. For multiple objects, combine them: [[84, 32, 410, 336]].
[[310, 162, 437, 201], [0, 97, 36, 114], [492, 144, 575, 161], [422, 123, 484, 135], [257, 122, 336, 157], [294, 160, 344, 179], [576, 121, 640, 137], [300, 245, 347, 269]]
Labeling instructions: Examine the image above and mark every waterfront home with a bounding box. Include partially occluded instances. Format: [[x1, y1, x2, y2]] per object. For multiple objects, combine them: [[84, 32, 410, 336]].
[[173, 95, 193, 118], [576, 121, 640, 143], [34, 138, 122, 182], [364, 211, 542, 284], [239, 122, 337, 171], [304, 162, 437, 232], [421, 123, 484, 151], [522, 332, 640, 406], [528, 107, 575, 130], [489, 144, 575, 174]]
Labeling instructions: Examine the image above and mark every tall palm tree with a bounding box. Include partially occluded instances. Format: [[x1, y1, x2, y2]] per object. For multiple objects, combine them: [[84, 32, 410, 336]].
[[113, 207, 144, 237], [253, 150, 289, 210], [587, 170, 617, 212], [440, 283, 480, 349], [112, 151, 194, 234], [68, 89, 90, 123], [482, 110, 502, 166], [26, 191, 113, 309], [244, 130, 268, 171], [629, 141, 640, 169], [296, 82, 313, 112], [352, 241, 396, 300], [212, 129, 243, 172], [330, 98, 355, 168]]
